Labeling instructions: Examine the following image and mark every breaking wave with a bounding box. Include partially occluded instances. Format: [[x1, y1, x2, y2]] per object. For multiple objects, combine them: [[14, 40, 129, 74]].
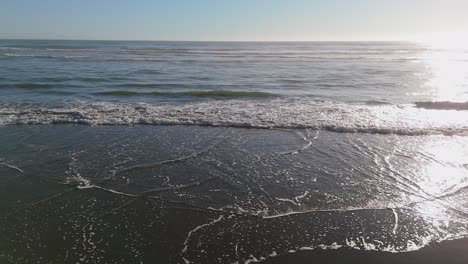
[[1, 99, 468, 136], [94, 90, 279, 98]]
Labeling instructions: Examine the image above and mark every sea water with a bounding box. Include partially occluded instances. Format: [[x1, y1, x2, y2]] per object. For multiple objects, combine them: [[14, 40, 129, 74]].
[[1, 40, 468, 263]]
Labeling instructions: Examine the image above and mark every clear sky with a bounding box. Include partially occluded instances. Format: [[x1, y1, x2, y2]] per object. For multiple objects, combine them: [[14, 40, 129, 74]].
[[1, 0, 467, 41]]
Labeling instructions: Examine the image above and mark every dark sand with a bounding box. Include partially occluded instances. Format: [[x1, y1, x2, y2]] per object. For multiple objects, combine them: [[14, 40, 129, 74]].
[[266, 238, 468, 264]]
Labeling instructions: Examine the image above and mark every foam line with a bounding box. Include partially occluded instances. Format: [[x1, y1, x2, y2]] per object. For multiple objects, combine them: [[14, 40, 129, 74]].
[[83, 185, 138, 197], [275, 197, 299, 206], [262, 207, 400, 219], [117, 134, 225, 175], [140, 177, 218, 195], [294, 191, 310, 204], [279, 131, 318, 155], [0, 163, 24, 173], [181, 215, 224, 262]]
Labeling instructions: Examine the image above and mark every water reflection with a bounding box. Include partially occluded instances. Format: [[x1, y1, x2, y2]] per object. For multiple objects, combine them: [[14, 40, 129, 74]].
[[421, 43, 468, 102], [412, 136, 468, 224]]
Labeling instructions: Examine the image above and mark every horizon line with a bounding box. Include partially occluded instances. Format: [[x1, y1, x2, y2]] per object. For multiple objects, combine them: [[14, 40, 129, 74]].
[[0, 38, 416, 43]]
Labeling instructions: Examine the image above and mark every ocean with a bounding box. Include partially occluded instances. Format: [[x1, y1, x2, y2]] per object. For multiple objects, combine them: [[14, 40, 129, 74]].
[[1, 40, 468, 263]]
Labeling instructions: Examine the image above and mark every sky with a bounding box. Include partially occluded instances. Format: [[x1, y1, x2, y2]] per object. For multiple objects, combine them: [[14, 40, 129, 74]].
[[1, 0, 467, 41]]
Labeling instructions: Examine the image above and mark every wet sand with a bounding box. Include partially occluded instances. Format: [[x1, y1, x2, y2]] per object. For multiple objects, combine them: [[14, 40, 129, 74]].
[[1, 125, 468, 263], [266, 238, 468, 264]]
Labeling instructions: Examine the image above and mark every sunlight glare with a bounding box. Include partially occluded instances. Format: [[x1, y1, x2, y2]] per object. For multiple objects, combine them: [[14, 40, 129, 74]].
[[417, 32, 468, 102]]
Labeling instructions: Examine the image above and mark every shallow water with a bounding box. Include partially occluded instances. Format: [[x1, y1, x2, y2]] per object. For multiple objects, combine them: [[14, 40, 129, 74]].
[[1, 125, 468, 263]]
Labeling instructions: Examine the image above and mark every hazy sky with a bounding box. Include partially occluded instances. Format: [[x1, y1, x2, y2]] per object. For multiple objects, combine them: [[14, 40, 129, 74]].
[[1, 0, 467, 41]]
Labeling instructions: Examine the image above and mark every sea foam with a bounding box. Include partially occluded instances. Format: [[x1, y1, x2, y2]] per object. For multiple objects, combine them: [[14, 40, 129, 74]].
[[1, 99, 468, 136]]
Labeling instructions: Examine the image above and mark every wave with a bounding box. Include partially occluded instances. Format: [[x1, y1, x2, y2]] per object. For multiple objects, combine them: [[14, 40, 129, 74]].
[[363, 100, 392, 105], [0, 47, 32, 51], [119, 47, 423, 56], [1, 45, 97, 50], [1, 100, 468, 136], [114, 83, 184, 88], [2, 44, 424, 55], [6, 116, 457, 136], [415, 101, 468, 111], [0, 83, 56, 89], [1, 52, 421, 63], [121, 47, 190, 53], [131, 69, 166, 75], [95, 90, 279, 98], [0, 83, 80, 89], [36, 90, 77, 95], [279, 79, 307, 84], [2, 53, 87, 60]]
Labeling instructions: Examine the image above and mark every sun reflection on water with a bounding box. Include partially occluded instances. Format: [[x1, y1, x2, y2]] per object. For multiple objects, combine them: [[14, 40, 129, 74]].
[[418, 33, 468, 102], [411, 136, 468, 223]]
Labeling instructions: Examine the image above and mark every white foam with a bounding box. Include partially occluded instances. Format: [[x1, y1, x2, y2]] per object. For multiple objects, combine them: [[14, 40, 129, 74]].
[[182, 214, 224, 259], [0, 163, 24, 173], [242, 242, 346, 264], [65, 155, 91, 188], [262, 206, 391, 219], [89, 186, 138, 197], [2, 99, 468, 136], [275, 197, 298, 206], [392, 209, 399, 235], [294, 191, 309, 204]]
